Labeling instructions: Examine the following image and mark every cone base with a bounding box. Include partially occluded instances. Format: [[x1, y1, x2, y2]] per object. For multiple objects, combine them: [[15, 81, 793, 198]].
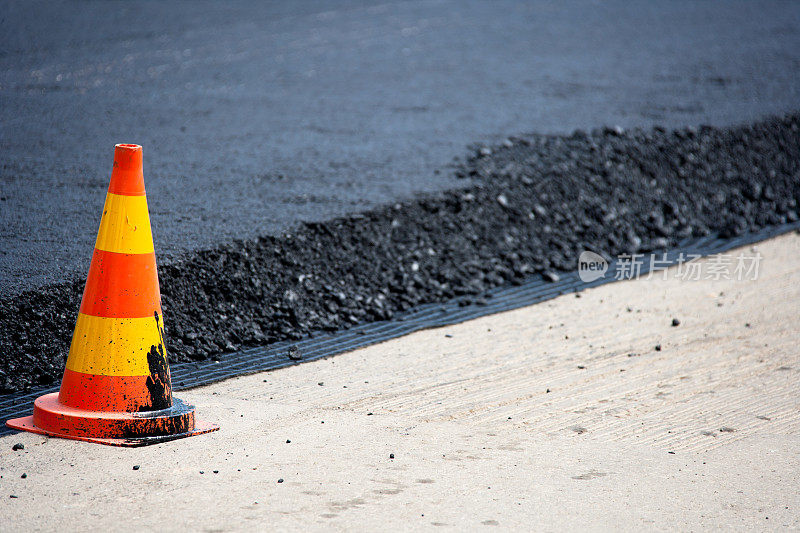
[[6, 393, 219, 448], [6, 415, 218, 447]]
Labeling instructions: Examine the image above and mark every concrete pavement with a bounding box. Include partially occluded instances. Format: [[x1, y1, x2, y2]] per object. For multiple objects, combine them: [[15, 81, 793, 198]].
[[1, 232, 798, 531]]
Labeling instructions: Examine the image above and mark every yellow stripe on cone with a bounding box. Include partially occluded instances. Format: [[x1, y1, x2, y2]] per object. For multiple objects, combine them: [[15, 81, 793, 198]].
[[94, 193, 154, 254], [65, 313, 164, 376]]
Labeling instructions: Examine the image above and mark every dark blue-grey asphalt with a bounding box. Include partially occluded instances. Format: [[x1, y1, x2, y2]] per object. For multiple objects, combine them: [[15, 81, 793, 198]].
[[2, 0, 800, 295]]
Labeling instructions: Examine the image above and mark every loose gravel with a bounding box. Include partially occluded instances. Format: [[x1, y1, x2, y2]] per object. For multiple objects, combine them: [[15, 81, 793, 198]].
[[1, 114, 798, 393]]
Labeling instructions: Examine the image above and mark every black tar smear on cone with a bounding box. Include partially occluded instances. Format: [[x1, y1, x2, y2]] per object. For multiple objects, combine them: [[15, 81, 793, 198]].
[[1, 114, 799, 393]]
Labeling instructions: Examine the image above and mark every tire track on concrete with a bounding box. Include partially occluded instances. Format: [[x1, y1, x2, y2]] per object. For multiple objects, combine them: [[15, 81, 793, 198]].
[[296, 233, 800, 456]]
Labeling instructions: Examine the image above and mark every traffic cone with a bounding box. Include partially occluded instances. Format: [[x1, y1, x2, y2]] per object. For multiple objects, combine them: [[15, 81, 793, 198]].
[[7, 144, 218, 446]]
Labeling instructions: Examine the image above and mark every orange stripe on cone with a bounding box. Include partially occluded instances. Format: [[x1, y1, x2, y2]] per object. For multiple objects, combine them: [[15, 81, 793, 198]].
[[59, 369, 159, 412], [80, 249, 161, 318], [6, 143, 217, 446]]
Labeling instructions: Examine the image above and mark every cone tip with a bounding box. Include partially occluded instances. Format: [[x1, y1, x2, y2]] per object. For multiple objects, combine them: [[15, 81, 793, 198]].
[[115, 143, 142, 152], [109, 143, 145, 195]]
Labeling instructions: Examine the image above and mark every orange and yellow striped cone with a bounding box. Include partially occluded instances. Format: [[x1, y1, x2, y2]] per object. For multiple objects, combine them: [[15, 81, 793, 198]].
[[7, 144, 218, 446]]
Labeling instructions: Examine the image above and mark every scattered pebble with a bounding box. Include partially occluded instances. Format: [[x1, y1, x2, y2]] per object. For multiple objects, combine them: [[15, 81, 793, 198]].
[[286, 439, 291, 443], [542, 271, 560, 283], [389, 453, 395, 459], [671, 318, 680, 327], [277, 478, 284, 483], [20, 473, 27, 479], [11, 443, 24, 451], [655, 344, 662, 351], [132, 465, 140, 471]]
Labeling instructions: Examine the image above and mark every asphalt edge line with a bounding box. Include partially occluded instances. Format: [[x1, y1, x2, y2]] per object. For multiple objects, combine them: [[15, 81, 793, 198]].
[[1, 221, 798, 436]]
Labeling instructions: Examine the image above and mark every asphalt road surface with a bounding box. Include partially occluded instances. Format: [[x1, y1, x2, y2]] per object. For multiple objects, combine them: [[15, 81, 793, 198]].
[[2, 0, 800, 294]]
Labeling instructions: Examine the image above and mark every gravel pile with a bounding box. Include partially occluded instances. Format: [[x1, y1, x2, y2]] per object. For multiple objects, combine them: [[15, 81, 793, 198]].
[[1, 113, 798, 392]]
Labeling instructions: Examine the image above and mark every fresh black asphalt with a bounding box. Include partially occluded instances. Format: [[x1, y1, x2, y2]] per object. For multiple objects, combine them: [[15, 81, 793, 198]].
[[2, 114, 799, 392], [2, 0, 800, 293]]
